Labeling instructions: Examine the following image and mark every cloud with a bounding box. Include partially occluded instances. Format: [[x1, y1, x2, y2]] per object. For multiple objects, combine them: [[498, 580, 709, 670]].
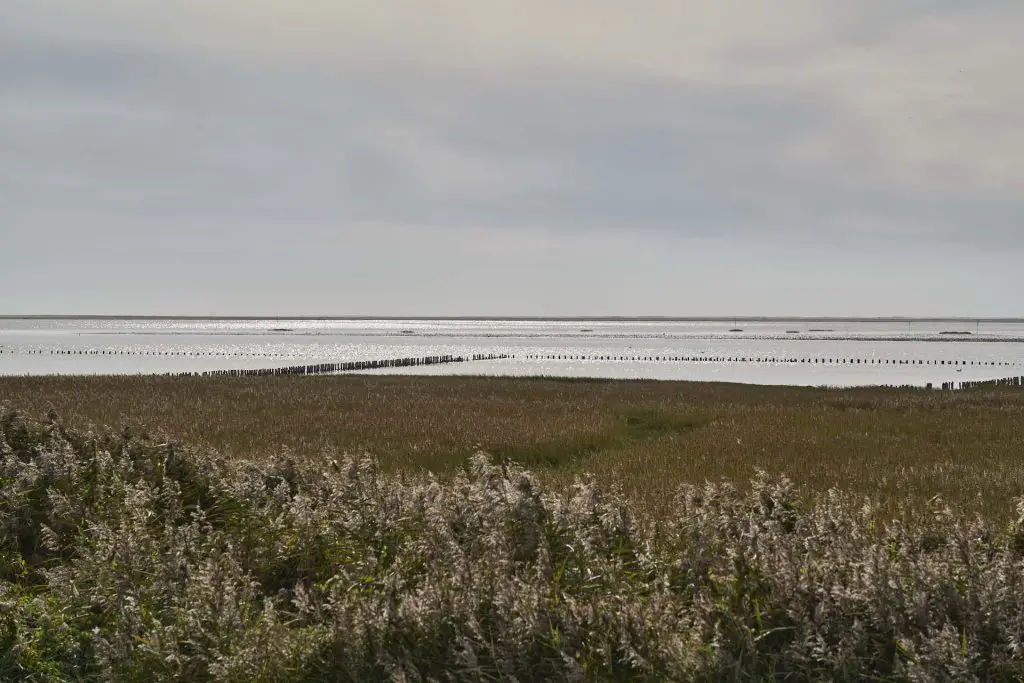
[[784, 6, 1024, 195], [2, 1, 1022, 315], [10, 0, 1019, 196]]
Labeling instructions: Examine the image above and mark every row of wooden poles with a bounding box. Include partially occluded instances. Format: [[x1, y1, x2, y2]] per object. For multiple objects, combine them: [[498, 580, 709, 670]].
[[941, 376, 1024, 391], [168, 353, 511, 378], [3, 347, 1015, 369], [7, 349, 297, 357], [524, 354, 1016, 367]]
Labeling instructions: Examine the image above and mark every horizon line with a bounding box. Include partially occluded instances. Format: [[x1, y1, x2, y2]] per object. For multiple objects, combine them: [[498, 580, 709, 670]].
[[3, 314, 1024, 323]]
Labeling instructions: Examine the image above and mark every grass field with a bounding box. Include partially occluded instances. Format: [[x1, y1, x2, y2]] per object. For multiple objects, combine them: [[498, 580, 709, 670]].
[[3, 373, 1023, 518], [4, 405, 1024, 680]]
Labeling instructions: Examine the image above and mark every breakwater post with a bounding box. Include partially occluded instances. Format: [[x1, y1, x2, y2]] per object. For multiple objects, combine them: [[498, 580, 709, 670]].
[[166, 353, 512, 378], [943, 376, 1024, 391], [520, 354, 1018, 368]]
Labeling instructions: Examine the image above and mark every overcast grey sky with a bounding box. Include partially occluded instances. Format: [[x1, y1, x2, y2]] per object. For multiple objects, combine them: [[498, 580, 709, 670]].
[[2, 1, 1022, 317]]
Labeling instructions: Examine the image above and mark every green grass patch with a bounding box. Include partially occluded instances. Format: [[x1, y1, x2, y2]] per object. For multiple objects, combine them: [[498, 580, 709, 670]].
[[617, 407, 709, 439], [489, 407, 709, 468], [489, 433, 617, 468]]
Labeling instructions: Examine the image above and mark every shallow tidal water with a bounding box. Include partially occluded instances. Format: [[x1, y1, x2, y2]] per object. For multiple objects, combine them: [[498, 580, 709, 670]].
[[2, 318, 1023, 387]]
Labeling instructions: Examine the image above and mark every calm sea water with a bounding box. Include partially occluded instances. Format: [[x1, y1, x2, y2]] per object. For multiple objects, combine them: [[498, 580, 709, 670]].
[[2, 318, 1023, 387]]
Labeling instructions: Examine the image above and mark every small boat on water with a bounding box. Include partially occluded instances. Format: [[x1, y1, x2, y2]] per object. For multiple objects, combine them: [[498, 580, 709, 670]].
[[580, 328, 594, 333], [400, 330, 415, 335], [729, 328, 744, 332], [940, 330, 972, 335], [269, 327, 294, 332]]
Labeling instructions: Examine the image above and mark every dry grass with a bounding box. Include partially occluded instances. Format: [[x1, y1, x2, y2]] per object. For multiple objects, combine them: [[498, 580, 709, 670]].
[[3, 374, 1024, 518], [6, 411, 1024, 681]]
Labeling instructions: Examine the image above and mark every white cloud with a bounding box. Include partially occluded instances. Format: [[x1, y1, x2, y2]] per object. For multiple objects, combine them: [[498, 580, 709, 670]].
[[152, 1, 839, 82], [785, 7, 1024, 195], [362, 121, 571, 199], [11, 0, 1019, 197], [3, 0, 1023, 315]]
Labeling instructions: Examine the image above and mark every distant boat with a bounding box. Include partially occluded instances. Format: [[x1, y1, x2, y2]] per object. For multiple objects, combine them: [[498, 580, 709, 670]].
[[809, 328, 833, 332], [939, 330, 972, 335], [580, 328, 594, 333], [400, 330, 415, 334], [729, 328, 744, 332], [786, 330, 800, 334], [269, 327, 293, 332]]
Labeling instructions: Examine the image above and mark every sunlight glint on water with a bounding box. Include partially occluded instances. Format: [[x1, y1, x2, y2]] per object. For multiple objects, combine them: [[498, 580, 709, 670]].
[[1, 318, 1023, 386]]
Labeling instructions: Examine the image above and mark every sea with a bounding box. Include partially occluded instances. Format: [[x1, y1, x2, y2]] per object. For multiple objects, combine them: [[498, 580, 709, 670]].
[[2, 317, 1023, 387]]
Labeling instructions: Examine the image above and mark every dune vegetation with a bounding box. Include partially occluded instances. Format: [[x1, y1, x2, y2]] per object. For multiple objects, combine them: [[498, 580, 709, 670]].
[[4, 375, 1024, 679], [3, 407, 1024, 681]]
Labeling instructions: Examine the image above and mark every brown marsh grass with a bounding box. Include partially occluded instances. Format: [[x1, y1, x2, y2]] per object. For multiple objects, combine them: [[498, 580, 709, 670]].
[[2, 374, 1024, 518], [6, 410, 1024, 680]]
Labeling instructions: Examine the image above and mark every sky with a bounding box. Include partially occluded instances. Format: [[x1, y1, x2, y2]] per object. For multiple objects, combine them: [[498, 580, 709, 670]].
[[2, 1, 1022, 317]]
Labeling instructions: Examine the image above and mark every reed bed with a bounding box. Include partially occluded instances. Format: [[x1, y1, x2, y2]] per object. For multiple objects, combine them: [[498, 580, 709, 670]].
[[4, 410, 1024, 681], [2, 375, 1024, 518]]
